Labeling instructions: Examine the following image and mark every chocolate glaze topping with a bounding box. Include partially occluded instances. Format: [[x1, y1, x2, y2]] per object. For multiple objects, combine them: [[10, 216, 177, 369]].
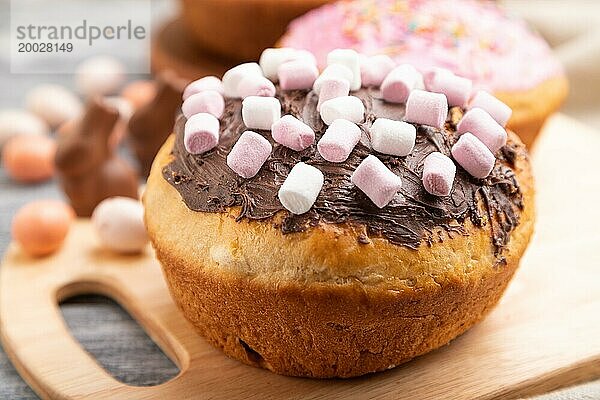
[[163, 88, 524, 257]]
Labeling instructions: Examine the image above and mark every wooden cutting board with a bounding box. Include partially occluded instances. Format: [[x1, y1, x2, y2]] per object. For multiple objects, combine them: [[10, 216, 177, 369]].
[[1, 114, 599, 399]]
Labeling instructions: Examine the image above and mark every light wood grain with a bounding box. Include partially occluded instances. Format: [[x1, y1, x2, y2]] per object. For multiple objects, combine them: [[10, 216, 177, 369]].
[[0, 114, 599, 399]]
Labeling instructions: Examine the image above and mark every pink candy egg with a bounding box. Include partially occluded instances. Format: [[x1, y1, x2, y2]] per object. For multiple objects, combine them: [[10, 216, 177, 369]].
[[121, 80, 157, 110], [11, 200, 75, 257], [2, 135, 56, 183]]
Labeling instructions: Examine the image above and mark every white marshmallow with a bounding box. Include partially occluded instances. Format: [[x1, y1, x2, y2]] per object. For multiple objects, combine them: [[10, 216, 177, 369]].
[[313, 64, 354, 94], [370, 118, 416, 157], [360, 54, 396, 87], [75, 56, 126, 97], [0, 109, 48, 148], [26, 84, 83, 128], [259, 48, 298, 82], [91, 197, 149, 254], [319, 96, 365, 125], [222, 63, 263, 98], [278, 162, 324, 215], [242, 96, 281, 130], [381, 64, 424, 103], [327, 49, 362, 91], [294, 49, 318, 66]]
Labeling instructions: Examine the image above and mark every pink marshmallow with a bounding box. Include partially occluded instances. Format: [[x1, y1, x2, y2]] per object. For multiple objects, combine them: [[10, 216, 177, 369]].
[[278, 60, 319, 90], [184, 113, 220, 155], [182, 90, 225, 119], [317, 119, 361, 162], [404, 90, 448, 129], [183, 76, 224, 100], [469, 90, 512, 127], [425, 71, 472, 107], [451, 133, 495, 179], [226, 131, 272, 178], [351, 155, 402, 208], [457, 108, 507, 153], [381, 65, 423, 103], [422, 152, 456, 196], [317, 77, 350, 111], [237, 75, 276, 99], [361, 55, 396, 87], [271, 115, 315, 151]]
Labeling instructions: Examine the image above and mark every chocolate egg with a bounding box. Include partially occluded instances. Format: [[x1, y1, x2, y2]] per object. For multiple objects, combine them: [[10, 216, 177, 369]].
[[2, 135, 56, 183], [26, 84, 83, 128], [0, 109, 49, 149], [91, 197, 149, 254], [76, 56, 126, 97], [11, 200, 75, 257], [121, 80, 156, 110]]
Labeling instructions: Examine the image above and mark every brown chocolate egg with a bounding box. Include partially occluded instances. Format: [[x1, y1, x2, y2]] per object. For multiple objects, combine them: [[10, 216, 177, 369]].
[[121, 80, 156, 110], [2, 135, 56, 183], [11, 200, 75, 257]]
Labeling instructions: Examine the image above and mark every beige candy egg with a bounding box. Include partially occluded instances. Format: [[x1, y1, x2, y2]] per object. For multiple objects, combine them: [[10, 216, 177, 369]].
[[2, 135, 56, 183], [0, 109, 49, 149], [76, 56, 126, 97], [26, 84, 83, 128], [92, 197, 149, 254], [121, 80, 156, 110], [11, 200, 75, 257]]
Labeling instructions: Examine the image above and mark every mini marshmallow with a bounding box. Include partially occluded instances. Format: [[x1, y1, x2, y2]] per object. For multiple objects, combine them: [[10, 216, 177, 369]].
[[351, 155, 402, 208], [361, 54, 396, 87], [317, 119, 361, 162], [425, 70, 472, 107], [278, 60, 319, 90], [237, 75, 276, 98], [259, 48, 299, 81], [404, 90, 448, 129], [184, 113, 220, 154], [327, 49, 362, 90], [381, 64, 424, 103], [278, 162, 324, 215], [271, 115, 315, 151], [422, 152, 456, 196], [182, 90, 225, 119], [313, 64, 354, 94], [457, 108, 507, 153], [226, 131, 272, 178], [451, 133, 495, 179], [317, 77, 350, 111], [370, 118, 416, 157], [469, 90, 512, 127], [242, 96, 281, 130], [222, 63, 263, 98], [183, 76, 224, 100], [320, 96, 365, 125]]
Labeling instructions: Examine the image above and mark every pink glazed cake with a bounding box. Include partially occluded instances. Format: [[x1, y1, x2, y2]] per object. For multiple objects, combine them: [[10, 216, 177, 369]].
[[280, 0, 568, 146]]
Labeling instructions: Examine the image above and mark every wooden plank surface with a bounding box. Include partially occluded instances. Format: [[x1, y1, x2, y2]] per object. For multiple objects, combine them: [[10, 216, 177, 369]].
[[0, 114, 599, 399]]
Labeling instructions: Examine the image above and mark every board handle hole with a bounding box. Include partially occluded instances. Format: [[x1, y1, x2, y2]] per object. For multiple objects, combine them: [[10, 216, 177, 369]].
[[59, 294, 180, 387]]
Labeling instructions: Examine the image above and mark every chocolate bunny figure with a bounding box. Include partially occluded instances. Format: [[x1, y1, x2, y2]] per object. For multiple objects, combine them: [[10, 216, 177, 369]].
[[55, 99, 139, 217], [128, 71, 185, 176]]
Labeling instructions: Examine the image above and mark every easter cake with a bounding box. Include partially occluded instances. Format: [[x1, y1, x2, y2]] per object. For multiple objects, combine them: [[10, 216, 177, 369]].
[[144, 48, 534, 378], [280, 0, 568, 147]]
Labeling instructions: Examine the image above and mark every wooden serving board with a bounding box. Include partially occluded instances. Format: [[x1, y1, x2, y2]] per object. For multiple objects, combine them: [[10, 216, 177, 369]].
[[1, 114, 599, 399]]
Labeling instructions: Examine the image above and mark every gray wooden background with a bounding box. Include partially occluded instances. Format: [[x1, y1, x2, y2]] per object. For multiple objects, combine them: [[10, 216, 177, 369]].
[[0, 0, 597, 398]]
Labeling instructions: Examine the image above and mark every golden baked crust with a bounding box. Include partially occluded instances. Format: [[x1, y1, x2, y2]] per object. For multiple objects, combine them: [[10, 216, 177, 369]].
[[144, 131, 534, 378], [499, 76, 569, 148]]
